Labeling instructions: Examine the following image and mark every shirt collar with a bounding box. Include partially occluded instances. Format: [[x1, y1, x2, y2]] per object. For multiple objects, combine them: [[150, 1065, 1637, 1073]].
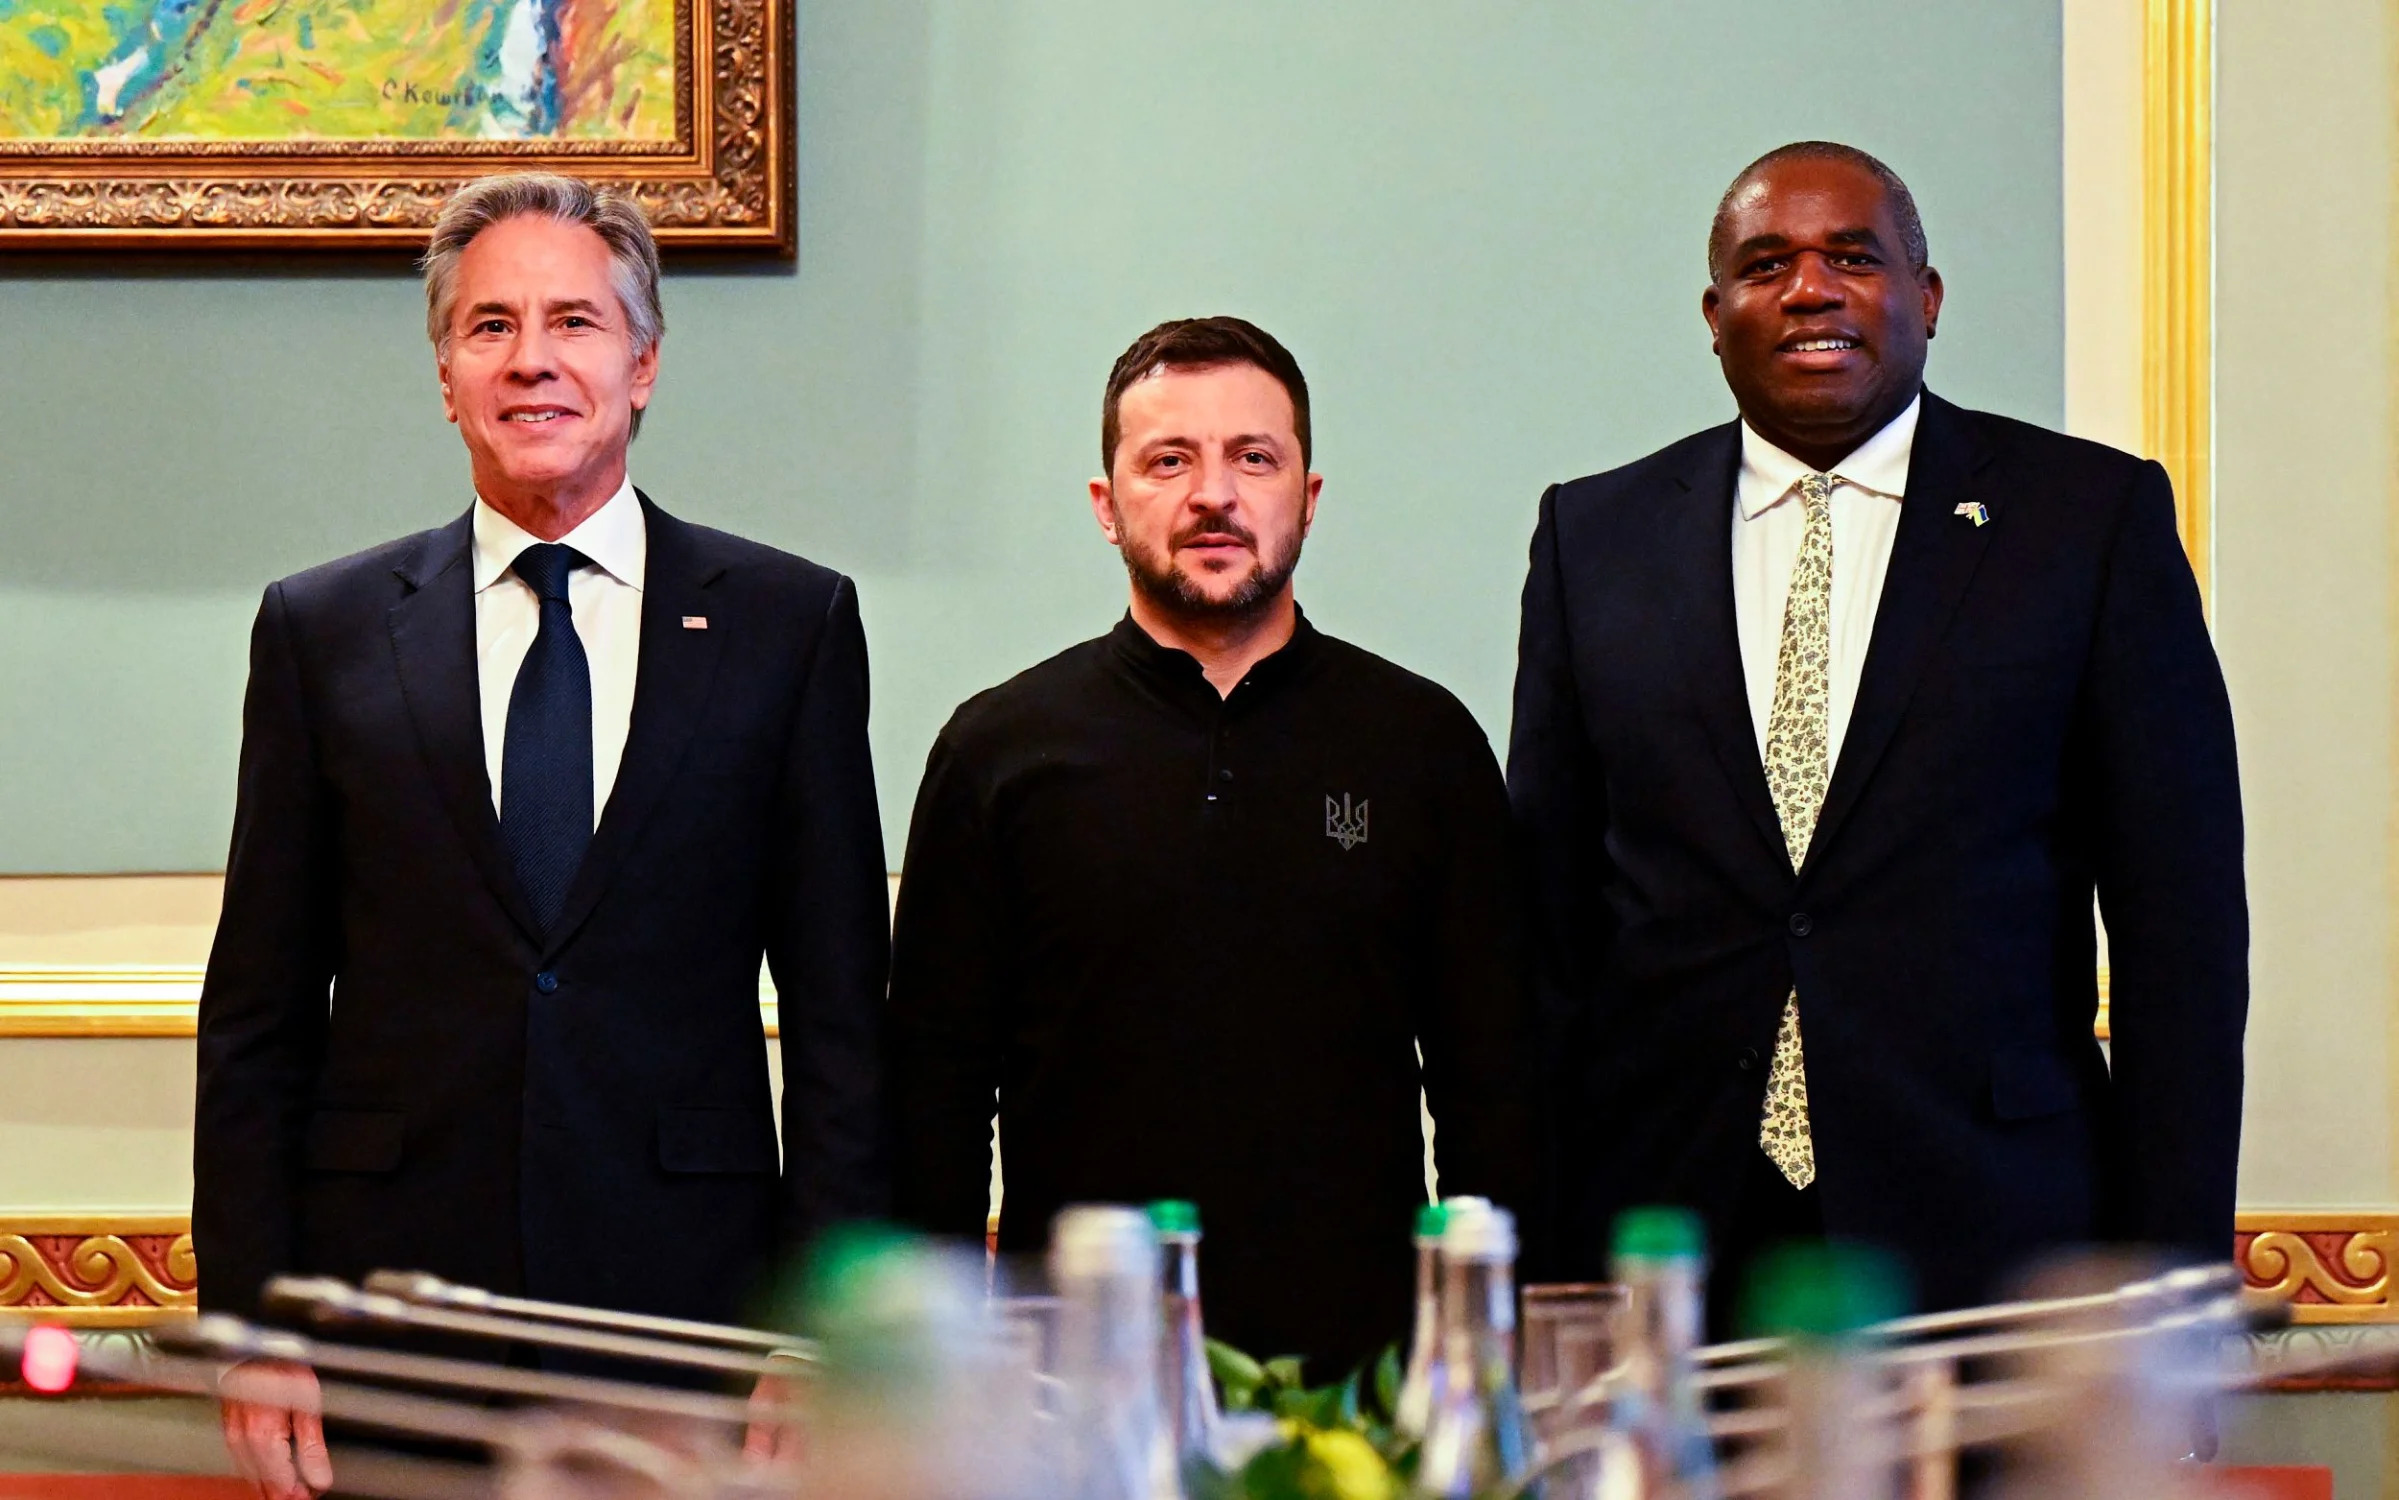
[[1107, 607, 1321, 695], [1735, 393, 1922, 520], [471, 477, 646, 593]]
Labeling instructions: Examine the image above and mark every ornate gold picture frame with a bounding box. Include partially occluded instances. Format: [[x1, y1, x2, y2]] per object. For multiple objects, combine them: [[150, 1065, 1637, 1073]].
[[0, 0, 793, 253]]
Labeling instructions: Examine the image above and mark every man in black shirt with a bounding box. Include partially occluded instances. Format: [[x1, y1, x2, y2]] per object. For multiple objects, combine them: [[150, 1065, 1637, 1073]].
[[888, 316, 1534, 1373]]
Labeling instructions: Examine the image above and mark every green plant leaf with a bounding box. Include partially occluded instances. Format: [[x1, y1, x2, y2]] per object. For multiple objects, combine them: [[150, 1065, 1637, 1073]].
[[1183, 1455, 1240, 1500], [1263, 1355, 1307, 1389], [1237, 1439, 1310, 1499], [1209, 1338, 1268, 1387], [1209, 1338, 1269, 1412], [1371, 1345, 1403, 1420]]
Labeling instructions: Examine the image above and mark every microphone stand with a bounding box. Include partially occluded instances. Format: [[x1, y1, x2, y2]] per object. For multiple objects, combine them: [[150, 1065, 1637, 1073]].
[[1, 1321, 507, 1499], [266, 1276, 795, 1381], [157, 1312, 765, 1426], [1691, 1261, 2245, 1367], [362, 1270, 812, 1358], [0, 1321, 770, 1500]]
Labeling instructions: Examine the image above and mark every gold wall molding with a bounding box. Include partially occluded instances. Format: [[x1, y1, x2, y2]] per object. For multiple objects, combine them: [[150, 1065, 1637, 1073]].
[[2235, 1212, 2399, 1323], [0, 966, 784, 1038], [0, 963, 2105, 1043], [2143, 0, 2215, 598], [0, 0, 795, 252], [0, 1216, 195, 1329], [0, 967, 211, 1037]]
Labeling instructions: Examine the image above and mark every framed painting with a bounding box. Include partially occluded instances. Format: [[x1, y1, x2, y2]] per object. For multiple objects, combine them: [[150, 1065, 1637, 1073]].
[[0, 0, 793, 252]]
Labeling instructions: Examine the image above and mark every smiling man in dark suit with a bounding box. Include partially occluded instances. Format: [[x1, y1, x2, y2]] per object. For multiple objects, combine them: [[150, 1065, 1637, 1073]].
[[194, 174, 888, 1495], [1508, 142, 2246, 1330]]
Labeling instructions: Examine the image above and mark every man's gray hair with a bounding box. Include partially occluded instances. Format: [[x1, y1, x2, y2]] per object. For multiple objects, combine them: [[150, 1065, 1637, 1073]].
[[1707, 141, 1930, 284], [421, 173, 665, 358]]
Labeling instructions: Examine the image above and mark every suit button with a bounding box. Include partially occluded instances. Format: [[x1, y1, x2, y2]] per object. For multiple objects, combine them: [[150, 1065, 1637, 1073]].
[[1219, 768, 1234, 782], [1738, 1047, 1760, 1071], [534, 971, 559, 994], [1787, 912, 1814, 938]]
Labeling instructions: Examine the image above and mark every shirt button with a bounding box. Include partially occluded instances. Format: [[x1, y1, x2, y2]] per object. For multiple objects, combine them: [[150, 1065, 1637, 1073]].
[[1787, 912, 1814, 938], [1738, 1047, 1761, 1071], [534, 971, 559, 994], [1218, 768, 1234, 782]]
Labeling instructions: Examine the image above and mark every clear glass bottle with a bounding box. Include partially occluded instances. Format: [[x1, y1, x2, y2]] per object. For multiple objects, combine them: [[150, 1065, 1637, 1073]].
[[1743, 1244, 1906, 1500], [1148, 1199, 1219, 1477], [1052, 1205, 1177, 1500], [1413, 1200, 1538, 1498], [773, 1225, 1046, 1500], [1393, 1200, 1450, 1440], [1597, 1207, 1721, 1500]]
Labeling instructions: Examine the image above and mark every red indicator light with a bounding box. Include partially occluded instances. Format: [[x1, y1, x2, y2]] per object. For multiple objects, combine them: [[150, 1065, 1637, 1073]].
[[22, 1325, 77, 1393]]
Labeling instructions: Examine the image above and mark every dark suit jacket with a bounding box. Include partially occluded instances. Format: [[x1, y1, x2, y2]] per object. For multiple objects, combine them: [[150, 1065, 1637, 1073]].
[[194, 493, 890, 1330], [1507, 391, 2246, 1310]]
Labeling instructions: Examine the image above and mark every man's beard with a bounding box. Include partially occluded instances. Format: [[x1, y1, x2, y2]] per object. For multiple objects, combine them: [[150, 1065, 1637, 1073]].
[[1117, 510, 1304, 622]]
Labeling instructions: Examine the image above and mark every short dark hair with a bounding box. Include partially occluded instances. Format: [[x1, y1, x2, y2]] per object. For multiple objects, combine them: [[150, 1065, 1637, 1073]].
[[1101, 316, 1312, 474], [1707, 141, 1929, 283]]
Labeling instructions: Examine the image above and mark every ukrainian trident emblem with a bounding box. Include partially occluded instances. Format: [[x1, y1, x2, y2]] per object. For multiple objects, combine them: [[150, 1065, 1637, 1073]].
[[1325, 793, 1370, 851]]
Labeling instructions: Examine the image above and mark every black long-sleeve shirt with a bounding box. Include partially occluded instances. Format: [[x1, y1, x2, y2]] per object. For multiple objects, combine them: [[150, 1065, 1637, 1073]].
[[888, 612, 1534, 1373]]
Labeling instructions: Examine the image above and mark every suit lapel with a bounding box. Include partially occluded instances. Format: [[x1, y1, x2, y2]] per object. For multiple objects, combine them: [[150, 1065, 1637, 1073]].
[[387, 513, 543, 943], [1805, 392, 2000, 875], [543, 493, 729, 957], [1666, 421, 1788, 865]]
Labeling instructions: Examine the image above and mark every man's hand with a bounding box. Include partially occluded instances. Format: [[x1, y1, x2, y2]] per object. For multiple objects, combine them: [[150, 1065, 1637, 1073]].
[[219, 1358, 334, 1500], [741, 1355, 807, 1466]]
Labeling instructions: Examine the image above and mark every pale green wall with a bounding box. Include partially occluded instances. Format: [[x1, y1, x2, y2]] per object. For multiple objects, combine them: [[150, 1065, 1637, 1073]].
[[2215, 0, 2398, 1206], [0, 1, 2064, 872]]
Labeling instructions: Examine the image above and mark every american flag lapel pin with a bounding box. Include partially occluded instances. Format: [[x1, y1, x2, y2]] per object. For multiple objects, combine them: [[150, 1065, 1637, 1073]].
[[682, 615, 709, 629], [1954, 501, 1990, 528]]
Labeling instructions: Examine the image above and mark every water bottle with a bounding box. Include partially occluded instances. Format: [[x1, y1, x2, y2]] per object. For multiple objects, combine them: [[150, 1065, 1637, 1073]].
[[1414, 1200, 1538, 1498], [1594, 1207, 1721, 1500], [1052, 1205, 1177, 1500], [1148, 1200, 1219, 1476], [1394, 1200, 1449, 1440], [779, 1226, 1045, 1500], [1742, 1243, 1907, 1500]]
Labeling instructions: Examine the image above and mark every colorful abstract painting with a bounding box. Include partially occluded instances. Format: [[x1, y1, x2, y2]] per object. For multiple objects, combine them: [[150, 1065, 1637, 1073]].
[[0, 0, 678, 140]]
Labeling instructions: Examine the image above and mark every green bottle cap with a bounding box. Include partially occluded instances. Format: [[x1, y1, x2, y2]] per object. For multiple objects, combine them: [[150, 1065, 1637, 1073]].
[[1739, 1243, 1910, 1341], [1147, 1199, 1201, 1235], [1612, 1205, 1706, 1262], [788, 1223, 910, 1312], [1414, 1202, 1449, 1239], [780, 1223, 986, 1393]]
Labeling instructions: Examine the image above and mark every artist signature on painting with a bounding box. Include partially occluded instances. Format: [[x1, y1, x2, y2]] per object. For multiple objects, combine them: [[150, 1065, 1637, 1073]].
[[382, 79, 494, 109]]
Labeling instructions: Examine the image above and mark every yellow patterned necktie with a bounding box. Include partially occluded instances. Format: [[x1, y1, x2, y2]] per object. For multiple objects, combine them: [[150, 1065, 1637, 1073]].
[[1759, 472, 1834, 1190]]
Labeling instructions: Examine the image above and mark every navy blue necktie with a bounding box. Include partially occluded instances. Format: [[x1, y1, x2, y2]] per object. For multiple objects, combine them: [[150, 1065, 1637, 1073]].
[[501, 543, 595, 934]]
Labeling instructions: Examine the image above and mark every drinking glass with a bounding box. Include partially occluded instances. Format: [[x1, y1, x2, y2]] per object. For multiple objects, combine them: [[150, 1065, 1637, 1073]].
[[1519, 1282, 1631, 1443]]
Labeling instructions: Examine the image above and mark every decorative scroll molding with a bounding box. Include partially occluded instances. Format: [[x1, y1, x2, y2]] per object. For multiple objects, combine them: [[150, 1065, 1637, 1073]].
[[0, 0, 793, 253], [2235, 1213, 2399, 1324], [0, 1211, 2388, 1342], [0, 966, 782, 1037], [0, 1216, 196, 1329], [2143, 0, 2214, 600]]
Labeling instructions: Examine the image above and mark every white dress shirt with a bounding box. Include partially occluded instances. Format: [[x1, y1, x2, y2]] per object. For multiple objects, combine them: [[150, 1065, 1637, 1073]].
[[1731, 395, 1920, 770], [471, 479, 646, 824]]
